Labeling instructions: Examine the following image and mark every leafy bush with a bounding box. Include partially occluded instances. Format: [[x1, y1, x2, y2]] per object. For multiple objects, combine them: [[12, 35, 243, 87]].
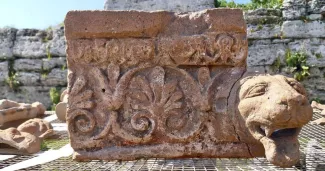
[[50, 87, 60, 110], [285, 49, 310, 81], [214, 0, 283, 10]]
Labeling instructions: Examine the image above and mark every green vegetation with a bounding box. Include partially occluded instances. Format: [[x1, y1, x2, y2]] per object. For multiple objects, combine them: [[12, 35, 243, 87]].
[[46, 44, 51, 59], [41, 69, 50, 78], [315, 53, 323, 59], [256, 24, 263, 31], [5, 73, 20, 91], [49, 87, 60, 110], [270, 56, 282, 72], [61, 65, 66, 71], [42, 26, 53, 43], [5, 59, 21, 91], [285, 49, 310, 81], [40, 138, 69, 151], [214, 0, 283, 10]]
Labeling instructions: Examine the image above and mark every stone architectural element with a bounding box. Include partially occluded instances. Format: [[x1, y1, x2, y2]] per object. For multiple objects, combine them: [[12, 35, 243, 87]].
[[0, 1, 324, 108], [311, 101, 325, 125], [0, 118, 53, 154], [65, 9, 313, 167], [55, 89, 68, 121], [0, 99, 46, 125], [104, 0, 215, 12]]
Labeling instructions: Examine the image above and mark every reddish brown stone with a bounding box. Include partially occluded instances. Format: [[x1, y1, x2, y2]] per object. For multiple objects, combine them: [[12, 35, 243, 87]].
[[65, 9, 312, 168], [0, 119, 53, 154], [0, 99, 46, 125]]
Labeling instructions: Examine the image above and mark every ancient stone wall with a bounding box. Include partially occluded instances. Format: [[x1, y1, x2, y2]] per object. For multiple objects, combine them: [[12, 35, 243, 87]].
[[0, 0, 324, 108], [0, 26, 67, 108]]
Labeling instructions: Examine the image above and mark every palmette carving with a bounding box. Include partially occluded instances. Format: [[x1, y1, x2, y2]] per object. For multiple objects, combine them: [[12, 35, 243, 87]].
[[65, 9, 313, 168], [68, 65, 228, 143], [123, 66, 200, 140]]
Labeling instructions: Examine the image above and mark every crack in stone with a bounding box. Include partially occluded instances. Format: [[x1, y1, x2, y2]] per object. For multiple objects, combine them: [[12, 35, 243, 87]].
[[227, 69, 246, 142]]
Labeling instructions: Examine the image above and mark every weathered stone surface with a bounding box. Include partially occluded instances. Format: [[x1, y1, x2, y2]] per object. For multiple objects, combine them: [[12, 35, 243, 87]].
[[12, 29, 49, 58], [0, 86, 53, 109], [49, 26, 66, 56], [247, 44, 287, 66], [16, 72, 40, 86], [64, 9, 247, 40], [17, 118, 53, 139], [0, 118, 53, 154], [282, 0, 307, 20], [0, 61, 8, 85], [65, 9, 312, 167], [0, 99, 46, 125], [0, 28, 16, 59], [307, 14, 323, 20], [245, 8, 282, 17], [282, 20, 325, 38], [245, 15, 282, 25], [0, 128, 42, 153], [308, 0, 325, 14], [104, 0, 215, 12], [245, 9, 282, 25], [237, 75, 312, 167], [247, 24, 282, 39], [55, 89, 68, 121], [42, 57, 66, 71], [41, 69, 67, 86], [14, 59, 42, 72]]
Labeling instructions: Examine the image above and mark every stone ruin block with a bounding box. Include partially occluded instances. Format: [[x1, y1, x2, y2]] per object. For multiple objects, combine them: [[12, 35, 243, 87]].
[[64, 9, 313, 168]]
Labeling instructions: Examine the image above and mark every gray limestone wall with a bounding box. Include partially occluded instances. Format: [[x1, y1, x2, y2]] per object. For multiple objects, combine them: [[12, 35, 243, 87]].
[[0, 26, 67, 108], [246, 0, 325, 102], [0, 0, 324, 108]]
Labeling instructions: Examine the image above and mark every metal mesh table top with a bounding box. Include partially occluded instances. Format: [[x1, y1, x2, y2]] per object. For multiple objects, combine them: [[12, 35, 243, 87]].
[[1, 112, 324, 171]]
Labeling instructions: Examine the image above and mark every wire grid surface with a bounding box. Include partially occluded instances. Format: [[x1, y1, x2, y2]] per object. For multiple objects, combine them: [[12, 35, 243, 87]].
[[5, 112, 325, 171]]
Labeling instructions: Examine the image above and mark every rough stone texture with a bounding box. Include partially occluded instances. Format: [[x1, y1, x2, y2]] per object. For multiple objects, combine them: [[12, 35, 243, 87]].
[[65, 9, 312, 167], [247, 43, 287, 66], [16, 72, 40, 86], [237, 75, 312, 167], [308, 0, 325, 14], [104, 0, 215, 12], [311, 101, 325, 125], [55, 89, 68, 121], [0, 118, 53, 154], [0, 61, 8, 85], [245, 8, 282, 25], [0, 28, 16, 59], [283, 0, 307, 20], [0, 0, 324, 113], [42, 57, 66, 70], [0, 99, 46, 125], [14, 59, 42, 72], [17, 118, 54, 138], [12, 29, 49, 58], [247, 24, 282, 39], [49, 26, 66, 57], [282, 20, 325, 38], [41, 68, 67, 86], [307, 14, 323, 20], [0, 128, 42, 153]]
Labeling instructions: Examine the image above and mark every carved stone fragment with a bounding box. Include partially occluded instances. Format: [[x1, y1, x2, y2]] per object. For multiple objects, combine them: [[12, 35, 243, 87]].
[[0, 118, 53, 154], [55, 89, 68, 121], [311, 101, 325, 125], [64, 9, 313, 168], [0, 99, 46, 125]]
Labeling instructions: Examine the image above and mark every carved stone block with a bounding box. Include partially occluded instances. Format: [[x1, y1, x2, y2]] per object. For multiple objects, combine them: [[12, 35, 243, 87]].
[[64, 9, 313, 168]]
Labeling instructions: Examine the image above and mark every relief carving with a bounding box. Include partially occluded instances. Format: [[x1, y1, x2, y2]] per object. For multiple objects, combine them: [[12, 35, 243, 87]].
[[65, 9, 312, 168]]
